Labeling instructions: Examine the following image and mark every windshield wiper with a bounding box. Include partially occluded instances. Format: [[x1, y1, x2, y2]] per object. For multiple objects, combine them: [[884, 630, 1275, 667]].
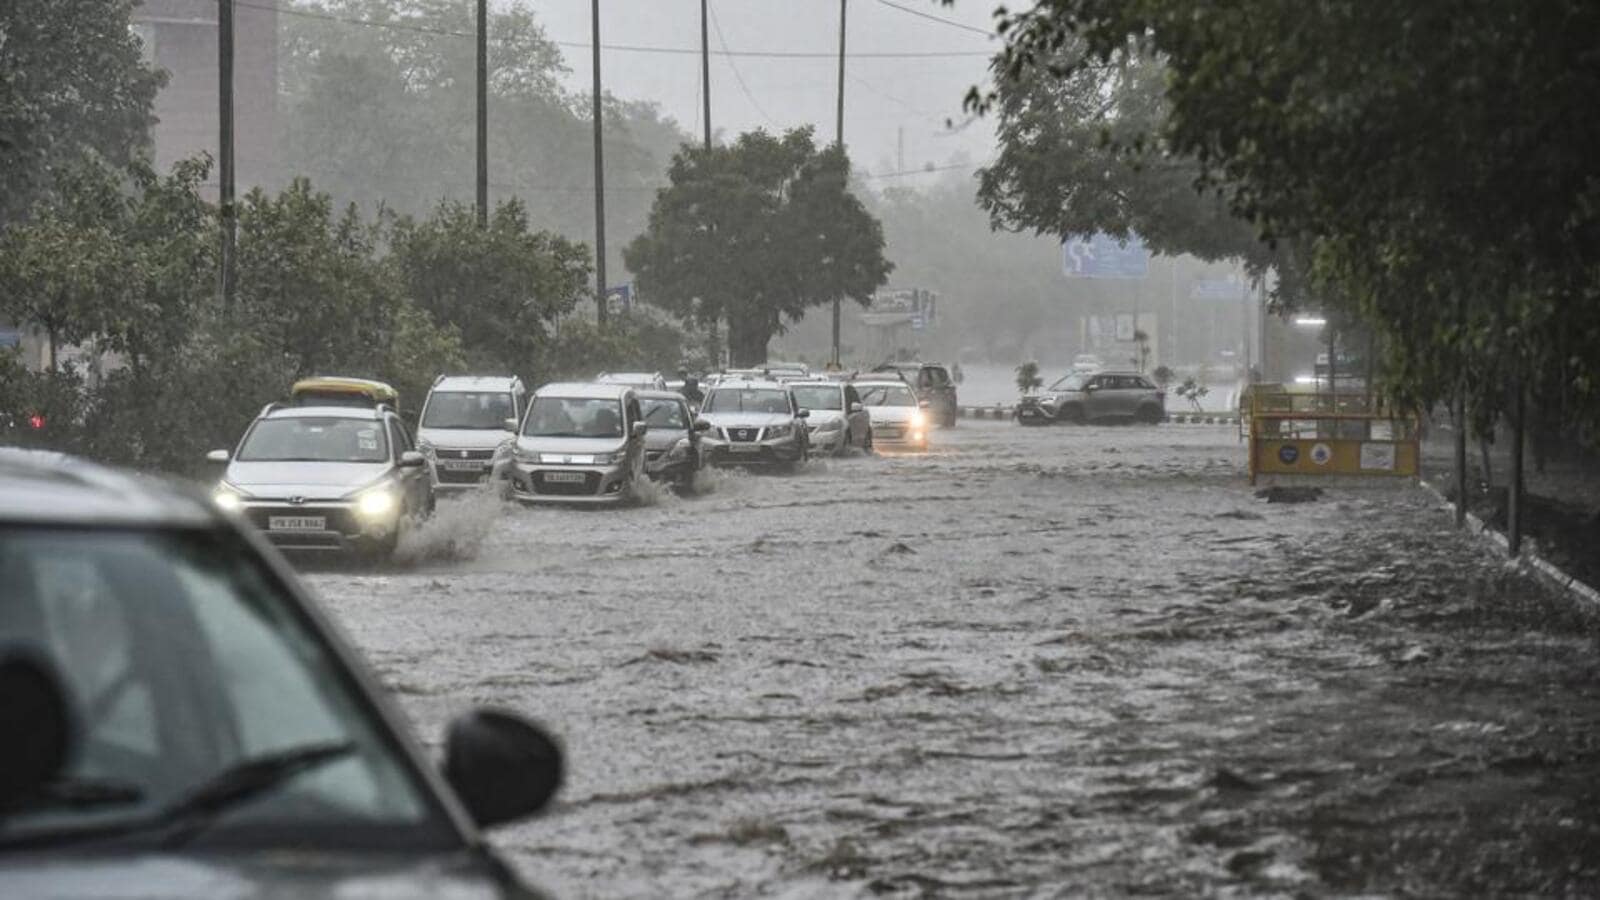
[[0, 740, 355, 852], [5, 777, 145, 815]]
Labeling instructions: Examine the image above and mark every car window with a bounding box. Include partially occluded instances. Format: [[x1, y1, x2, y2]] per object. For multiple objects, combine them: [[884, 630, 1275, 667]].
[[238, 417, 388, 464], [858, 384, 917, 406], [387, 420, 409, 456], [1050, 373, 1090, 391], [791, 385, 844, 411], [420, 391, 515, 430], [927, 367, 950, 386], [703, 389, 791, 414], [523, 397, 624, 438], [641, 398, 687, 430], [0, 528, 443, 849]]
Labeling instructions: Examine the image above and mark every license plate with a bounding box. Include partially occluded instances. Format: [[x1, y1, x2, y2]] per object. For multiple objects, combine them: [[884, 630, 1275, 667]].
[[442, 460, 482, 471], [729, 444, 760, 453], [268, 516, 325, 532], [542, 471, 586, 483]]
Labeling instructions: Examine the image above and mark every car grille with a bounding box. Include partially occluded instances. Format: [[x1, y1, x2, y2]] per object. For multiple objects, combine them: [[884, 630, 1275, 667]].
[[532, 471, 601, 496], [437, 447, 496, 460], [726, 427, 762, 442]]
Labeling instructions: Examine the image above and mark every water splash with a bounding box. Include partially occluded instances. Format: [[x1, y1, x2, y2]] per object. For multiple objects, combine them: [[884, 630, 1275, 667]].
[[393, 487, 504, 564]]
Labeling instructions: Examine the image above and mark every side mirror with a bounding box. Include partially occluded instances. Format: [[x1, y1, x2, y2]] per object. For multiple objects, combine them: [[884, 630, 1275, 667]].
[[631, 421, 648, 438], [918, 399, 931, 409], [442, 709, 562, 830], [503, 417, 518, 433], [849, 402, 864, 413], [0, 649, 74, 807], [693, 418, 712, 432], [399, 450, 427, 468], [205, 449, 230, 464], [796, 409, 810, 419]]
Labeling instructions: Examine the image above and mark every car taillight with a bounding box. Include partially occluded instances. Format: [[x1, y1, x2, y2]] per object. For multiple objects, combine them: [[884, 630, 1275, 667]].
[[28, 413, 45, 430]]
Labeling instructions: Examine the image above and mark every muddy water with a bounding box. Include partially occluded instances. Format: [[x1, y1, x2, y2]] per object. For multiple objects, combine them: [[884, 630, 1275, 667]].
[[309, 421, 1600, 897]]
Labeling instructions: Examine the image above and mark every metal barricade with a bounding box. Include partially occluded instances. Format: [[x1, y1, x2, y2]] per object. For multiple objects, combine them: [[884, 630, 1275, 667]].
[[1247, 391, 1419, 483]]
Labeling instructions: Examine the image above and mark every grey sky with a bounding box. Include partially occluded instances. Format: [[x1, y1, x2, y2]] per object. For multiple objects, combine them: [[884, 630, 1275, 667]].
[[526, 0, 1000, 182]]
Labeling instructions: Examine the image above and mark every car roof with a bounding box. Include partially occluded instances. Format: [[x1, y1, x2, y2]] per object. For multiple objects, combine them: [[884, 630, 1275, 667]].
[[854, 379, 912, 388], [264, 404, 386, 421], [634, 389, 688, 402], [597, 372, 660, 381], [535, 381, 633, 400], [432, 375, 518, 392], [708, 379, 788, 390], [1091, 370, 1150, 377], [0, 449, 219, 527], [789, 380, 844, 390]]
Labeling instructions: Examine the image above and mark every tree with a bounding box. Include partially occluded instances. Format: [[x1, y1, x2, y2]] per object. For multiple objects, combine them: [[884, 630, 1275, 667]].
[[0, 0, 164, 225], [389, 199, 590, 376], [1015, 361, 1043, 394], [625, 128, 892, 366]]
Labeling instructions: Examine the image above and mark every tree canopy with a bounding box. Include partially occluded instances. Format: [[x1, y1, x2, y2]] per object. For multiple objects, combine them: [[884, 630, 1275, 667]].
[[624, 128, 892, 366]]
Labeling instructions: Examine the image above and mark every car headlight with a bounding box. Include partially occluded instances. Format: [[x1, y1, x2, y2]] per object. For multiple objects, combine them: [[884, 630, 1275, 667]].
[[766, 424, 792, 439], [355, 486, 398, 519], [910, 411, 926, 428], [212, 484, 246, 511]]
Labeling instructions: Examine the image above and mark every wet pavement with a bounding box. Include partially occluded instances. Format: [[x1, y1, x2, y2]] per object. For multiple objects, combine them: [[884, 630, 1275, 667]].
[[308, 420, 1600, 897]]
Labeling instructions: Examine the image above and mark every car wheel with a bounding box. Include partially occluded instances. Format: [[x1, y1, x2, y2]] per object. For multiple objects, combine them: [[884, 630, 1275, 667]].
[[1137, 404, 1164, 425], [1059, 404, 1086, 424]]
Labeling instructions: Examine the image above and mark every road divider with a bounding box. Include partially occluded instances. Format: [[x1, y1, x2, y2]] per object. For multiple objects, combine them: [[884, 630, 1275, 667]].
[[952, 405, 1239, 425]]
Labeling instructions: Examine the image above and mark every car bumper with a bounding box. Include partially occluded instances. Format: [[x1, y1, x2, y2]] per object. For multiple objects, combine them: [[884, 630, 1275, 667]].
[[869, 424, 928, 448], [506, 461, 631, 503], [238, 501, 397, 553], [702, 436, 803, 465], [807, 429, 846, 453]]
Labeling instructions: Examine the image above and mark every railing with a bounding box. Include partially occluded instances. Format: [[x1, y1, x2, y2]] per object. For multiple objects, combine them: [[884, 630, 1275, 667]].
[[1246, 390, 1420, 483]]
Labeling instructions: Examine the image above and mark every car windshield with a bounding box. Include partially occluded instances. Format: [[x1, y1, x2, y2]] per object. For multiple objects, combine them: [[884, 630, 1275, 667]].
[[237, 418, 388, 463], [0, 527, 445, 851], [790, 386, 843, 411], [420, 391, 513, 430], [1050, 373, 1091, 391], [641, 398, 687, 430], [523, 397, 624, 438], [858, 384, 917, 407], [703, 389, 791, 415]]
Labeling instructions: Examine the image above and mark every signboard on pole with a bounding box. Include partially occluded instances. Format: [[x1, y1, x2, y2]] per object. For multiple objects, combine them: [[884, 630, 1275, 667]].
[[1062, 233, 1150, 279], [605, 283, 633, 315]]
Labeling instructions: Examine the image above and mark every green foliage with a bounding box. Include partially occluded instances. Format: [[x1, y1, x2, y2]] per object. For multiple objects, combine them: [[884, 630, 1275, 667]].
[[964, 0, 1600, 440], [1151, 365, 1174, 390], [0, 0, 164, 225], [625, 128, 893, 366], [388, 199, 589, 375], [1015, 361, 1043, 394]]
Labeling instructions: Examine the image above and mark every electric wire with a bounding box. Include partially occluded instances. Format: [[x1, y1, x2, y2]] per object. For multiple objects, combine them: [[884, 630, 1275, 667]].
[[872, 0, 993, 38]]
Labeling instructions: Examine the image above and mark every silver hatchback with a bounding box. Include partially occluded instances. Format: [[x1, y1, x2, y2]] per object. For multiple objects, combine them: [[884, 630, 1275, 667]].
[[1018, 370, 1167, 424]]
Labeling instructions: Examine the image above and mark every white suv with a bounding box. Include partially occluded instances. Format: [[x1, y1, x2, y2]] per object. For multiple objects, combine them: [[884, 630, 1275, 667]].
[[417, 375, 526, 490]]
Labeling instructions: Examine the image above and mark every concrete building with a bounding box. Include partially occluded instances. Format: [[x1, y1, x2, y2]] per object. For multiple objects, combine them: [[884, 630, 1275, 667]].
[[130, 0, 279, 192]]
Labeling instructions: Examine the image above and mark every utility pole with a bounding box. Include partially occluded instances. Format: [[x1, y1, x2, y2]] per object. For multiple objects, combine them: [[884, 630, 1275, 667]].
[[896, 125, 904, 172], [700, 0, 712, 150], [475, 0, 487, 226], [218, 0, 236, 307], [590, 0, 608, 326], [831, 0, 847, 367]]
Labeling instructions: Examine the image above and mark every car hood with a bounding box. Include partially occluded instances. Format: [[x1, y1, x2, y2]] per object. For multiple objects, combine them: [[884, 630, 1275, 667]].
[[700, 412, 793, 429], [866, 406, 919, 424], [0, 850, 528, 900], [224, 461, 392, 500], [418, 427, 512, 451], [514, 435, 627, 456]]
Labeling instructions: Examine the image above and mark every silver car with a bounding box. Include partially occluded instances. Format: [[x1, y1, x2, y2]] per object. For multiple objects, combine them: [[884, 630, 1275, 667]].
[[501, 383, 647, 504], [1018, 370, 1167, 424], [789, 381, 873, 456], [855, 380, 931, 451], [416, 374, 525, 491], [637, 389, 709, 488], [697, 380, 811, 468], [208, 404, 434, 559]]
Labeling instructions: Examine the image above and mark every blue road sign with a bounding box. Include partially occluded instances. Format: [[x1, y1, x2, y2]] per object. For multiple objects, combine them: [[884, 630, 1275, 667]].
[[605, 283, 633, 314], [1062, 233, 1150, 279]]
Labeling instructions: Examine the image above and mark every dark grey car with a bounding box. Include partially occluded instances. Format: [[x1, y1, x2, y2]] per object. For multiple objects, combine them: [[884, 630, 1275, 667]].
[[1017, 370, 1167, 424], [0, 450, 562, 899]]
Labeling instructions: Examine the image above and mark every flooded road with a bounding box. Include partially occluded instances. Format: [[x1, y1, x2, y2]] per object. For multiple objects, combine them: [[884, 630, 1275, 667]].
[[308, 421, 1600, 897]]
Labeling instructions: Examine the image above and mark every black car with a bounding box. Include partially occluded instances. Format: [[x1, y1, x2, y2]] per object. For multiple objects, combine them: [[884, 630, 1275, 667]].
[[0, 449, 561, 899], [870, 362, 959, 427]]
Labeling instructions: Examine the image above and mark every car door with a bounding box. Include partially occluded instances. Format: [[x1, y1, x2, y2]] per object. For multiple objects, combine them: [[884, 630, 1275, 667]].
[[1083, 375, 1114, 419], [387, 417, 429, 511]]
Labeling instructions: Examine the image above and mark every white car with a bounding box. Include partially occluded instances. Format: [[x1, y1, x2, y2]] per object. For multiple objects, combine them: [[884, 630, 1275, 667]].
[[697, 380, 811, 468], [788, 381, 872, 456], [416, 375, 525, 491], [500, 383, 647, 504], [854, 379, 930, 451], [596, 371, 668, 391]]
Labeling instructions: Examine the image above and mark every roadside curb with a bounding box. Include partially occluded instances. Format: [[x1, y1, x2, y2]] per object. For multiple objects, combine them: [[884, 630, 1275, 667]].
[[953, 406, 1240, 425], [1419, 478, 1600, 611]]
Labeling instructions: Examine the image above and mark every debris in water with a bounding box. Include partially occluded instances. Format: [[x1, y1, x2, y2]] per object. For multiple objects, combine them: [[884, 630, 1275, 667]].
[[1255, 486, 1324, 504]]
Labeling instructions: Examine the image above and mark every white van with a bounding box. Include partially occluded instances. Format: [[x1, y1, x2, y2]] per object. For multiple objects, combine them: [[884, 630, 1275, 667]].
[[416, 375, 527, 489]]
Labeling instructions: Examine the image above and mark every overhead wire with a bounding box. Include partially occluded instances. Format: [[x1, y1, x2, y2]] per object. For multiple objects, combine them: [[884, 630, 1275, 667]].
[[707, 1, 777, 127], [872, 0, 994, 38]]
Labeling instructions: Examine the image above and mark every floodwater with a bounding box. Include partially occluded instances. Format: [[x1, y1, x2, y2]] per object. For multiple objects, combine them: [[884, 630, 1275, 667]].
[[309, 420, 1600, 897]]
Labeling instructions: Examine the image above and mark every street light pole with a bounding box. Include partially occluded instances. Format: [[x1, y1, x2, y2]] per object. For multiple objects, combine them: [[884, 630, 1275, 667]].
[[475, 0, 487, 226], [700, 0, 712, 150], [218, 0, 236, 307], [591, 0, 608, 326], [831, 0, 847, 367]]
